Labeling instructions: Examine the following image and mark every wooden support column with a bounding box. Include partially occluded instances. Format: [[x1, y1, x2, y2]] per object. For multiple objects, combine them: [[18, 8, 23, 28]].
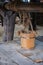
[[3, 11, 16, 42]]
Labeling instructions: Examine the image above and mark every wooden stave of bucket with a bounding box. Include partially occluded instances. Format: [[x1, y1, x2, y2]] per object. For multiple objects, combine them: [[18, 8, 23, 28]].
[[21, 32, 35, 49]]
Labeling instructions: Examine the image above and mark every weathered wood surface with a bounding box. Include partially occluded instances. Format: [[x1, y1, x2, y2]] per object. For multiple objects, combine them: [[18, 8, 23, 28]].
[[2, 11, 16, 42], [17, 6, 43, 12], [5, 2, 43, 13], [0, 39, 43, 65], [0, 10, 15, 42]]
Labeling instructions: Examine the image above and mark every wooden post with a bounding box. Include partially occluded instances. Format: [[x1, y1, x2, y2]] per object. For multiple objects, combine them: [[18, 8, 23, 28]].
[[3, 11, 16, 42]]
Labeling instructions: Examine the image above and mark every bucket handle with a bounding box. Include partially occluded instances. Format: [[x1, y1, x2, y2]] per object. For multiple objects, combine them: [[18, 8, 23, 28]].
[[29, 21, 33, 32], [21, 36, 36, 39], [29, 13, 34, 32]]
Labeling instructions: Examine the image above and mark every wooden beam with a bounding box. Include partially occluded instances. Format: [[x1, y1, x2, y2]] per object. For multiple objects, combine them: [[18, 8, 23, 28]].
[[17, 6, 43, 13], [5, 3, 43, 13]]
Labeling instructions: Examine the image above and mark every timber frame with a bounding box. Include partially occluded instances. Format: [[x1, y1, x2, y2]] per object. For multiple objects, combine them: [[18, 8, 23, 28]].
[[4, 2, 43, 24]]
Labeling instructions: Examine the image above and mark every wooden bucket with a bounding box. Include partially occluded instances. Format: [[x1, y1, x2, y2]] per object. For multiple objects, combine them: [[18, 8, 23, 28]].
[[21, 32, 35, 49], [21, 18, 36, 49]]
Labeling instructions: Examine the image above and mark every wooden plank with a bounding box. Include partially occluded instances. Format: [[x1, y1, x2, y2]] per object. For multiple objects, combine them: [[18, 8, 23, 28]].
[[0, 52, 18, 65], [0, 44, 35, 65], [0, 39, 43, 65]]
